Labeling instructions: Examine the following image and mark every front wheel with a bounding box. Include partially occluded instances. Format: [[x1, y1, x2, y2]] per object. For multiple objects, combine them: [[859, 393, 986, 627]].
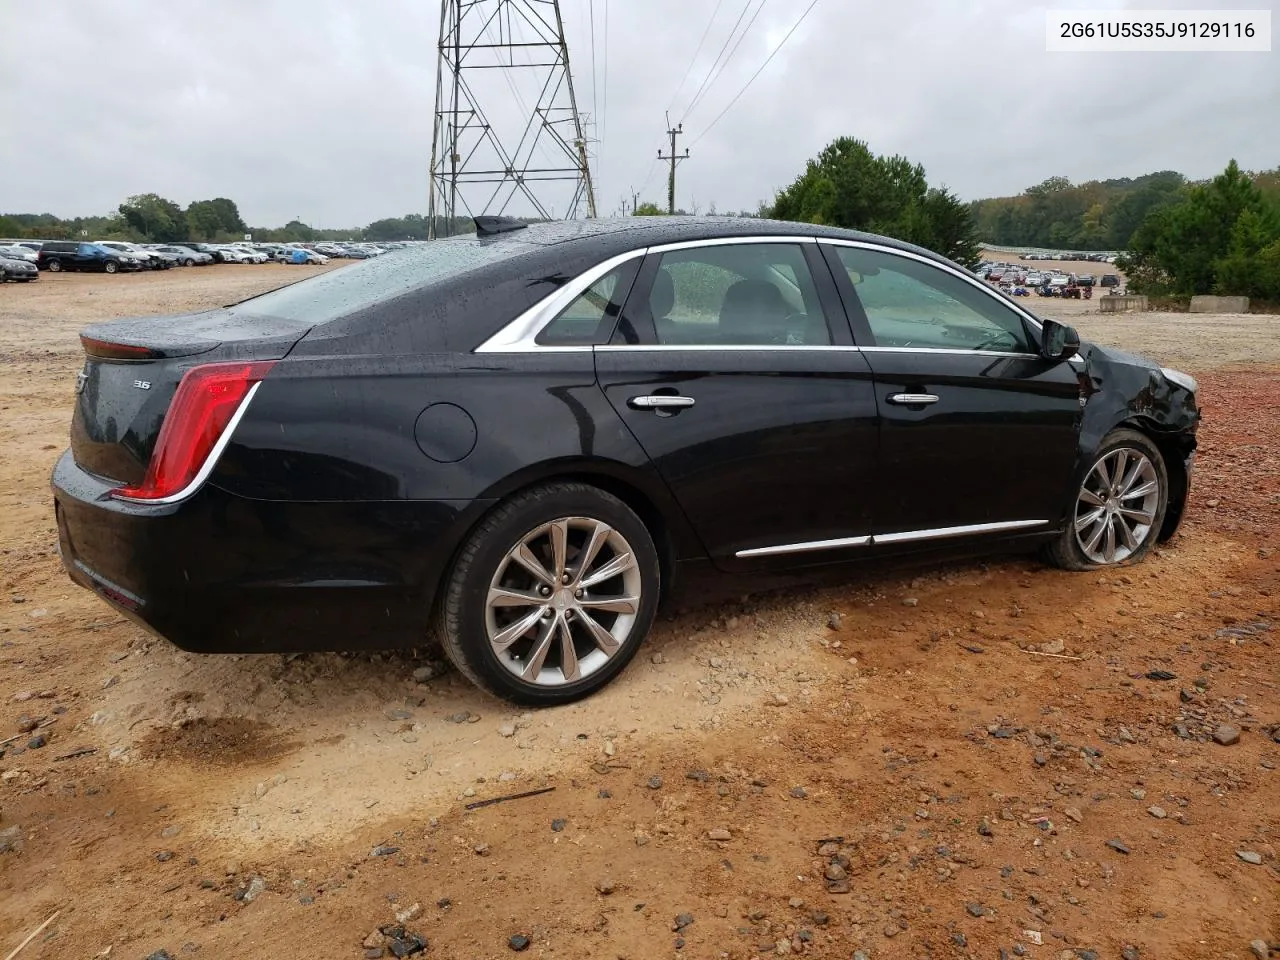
[[1046, 429, 1168, 570], [437, 482, 660, 705], [104, 261, 118, 274]]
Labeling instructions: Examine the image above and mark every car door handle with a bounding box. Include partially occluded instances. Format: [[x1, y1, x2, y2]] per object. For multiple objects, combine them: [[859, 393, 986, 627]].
[[628, 395, 696, 410], [887, 393, 940, 405]]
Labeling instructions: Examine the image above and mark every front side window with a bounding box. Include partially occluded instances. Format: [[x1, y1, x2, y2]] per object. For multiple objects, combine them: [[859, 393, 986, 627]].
[[832, 246, 1032, 353], [647, 243, 829, 346]]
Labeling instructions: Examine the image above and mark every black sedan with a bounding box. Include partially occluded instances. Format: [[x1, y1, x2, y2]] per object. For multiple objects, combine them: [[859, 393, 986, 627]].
[[1, 253, 38, 281], [53, 217, 1200, 704]]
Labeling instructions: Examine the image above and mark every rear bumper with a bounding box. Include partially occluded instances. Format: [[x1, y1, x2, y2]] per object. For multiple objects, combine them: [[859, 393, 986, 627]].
[[52, 450, 490, 653]]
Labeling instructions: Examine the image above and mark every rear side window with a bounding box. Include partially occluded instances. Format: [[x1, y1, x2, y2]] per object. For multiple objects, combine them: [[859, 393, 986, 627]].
[[536, 261, 640, 346], [646, 243, 829, 346], [230, 237, 536, 323]]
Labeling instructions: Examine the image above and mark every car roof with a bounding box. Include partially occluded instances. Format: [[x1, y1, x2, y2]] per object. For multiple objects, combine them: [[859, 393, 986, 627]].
[[487, 216, 952, 264]]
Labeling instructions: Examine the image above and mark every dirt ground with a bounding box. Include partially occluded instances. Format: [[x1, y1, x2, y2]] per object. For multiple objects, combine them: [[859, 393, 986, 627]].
[[1, 265, 1277, 960]]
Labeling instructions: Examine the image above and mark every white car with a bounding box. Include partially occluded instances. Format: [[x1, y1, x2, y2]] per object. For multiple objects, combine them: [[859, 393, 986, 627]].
[[0, 244, 38, 263], [215, 246, 253, 264], [95, 241, 169, 269], [230, 246, 269, 264]]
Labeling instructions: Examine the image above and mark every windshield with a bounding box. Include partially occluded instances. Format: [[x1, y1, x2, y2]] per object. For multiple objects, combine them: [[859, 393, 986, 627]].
[[228, 236, 533, 322]]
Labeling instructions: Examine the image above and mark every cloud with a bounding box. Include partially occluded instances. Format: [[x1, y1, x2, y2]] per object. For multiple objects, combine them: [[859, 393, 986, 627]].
[[1, 0, 1274, 226]]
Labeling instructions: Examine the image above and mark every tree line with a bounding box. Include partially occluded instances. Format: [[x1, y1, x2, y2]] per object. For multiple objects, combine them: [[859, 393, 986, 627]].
[[8, 148, 1274, 298], [1119, 160, 1280, 300], [0, 195, 479, 245]]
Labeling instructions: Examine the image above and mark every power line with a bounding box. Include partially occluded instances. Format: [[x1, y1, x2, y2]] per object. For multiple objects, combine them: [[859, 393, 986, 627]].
[[588, 0, 599, 142], [601, 0, 609, 148], [665, 0, 728, 117], [676, 0, 755, 125], [682, 0, 769, 125], [689, 0, 820, 149]]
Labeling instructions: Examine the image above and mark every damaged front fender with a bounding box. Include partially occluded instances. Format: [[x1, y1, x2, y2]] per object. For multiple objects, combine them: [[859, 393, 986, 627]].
[[1073, 343, 1201, 541]]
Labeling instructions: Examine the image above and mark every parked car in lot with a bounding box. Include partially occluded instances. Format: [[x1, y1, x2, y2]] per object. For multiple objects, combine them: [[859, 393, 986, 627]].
[[38, 241, 143, 273], [0, 252, 38, 281], [96, 241, 172, 270], [214, 246, 254, 264], [1100, 274, 1120, 287], [0, 244, 39, 264], [1077, 274, 1096, 287], [149, 245, 214, 266], [230, 246, 269, 264], [52, 215, 1200, 705]]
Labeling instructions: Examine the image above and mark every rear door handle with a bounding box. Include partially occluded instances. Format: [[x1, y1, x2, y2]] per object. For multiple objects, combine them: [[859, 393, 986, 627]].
[[887, 393, 940, 405], [628, 395, 696, 410]]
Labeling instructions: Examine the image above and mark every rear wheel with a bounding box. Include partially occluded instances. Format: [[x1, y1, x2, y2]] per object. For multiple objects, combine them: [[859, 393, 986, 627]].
[[437, 482, 660, 705], [47, 259, 62, 273], [1047, 429, 1168, 570]]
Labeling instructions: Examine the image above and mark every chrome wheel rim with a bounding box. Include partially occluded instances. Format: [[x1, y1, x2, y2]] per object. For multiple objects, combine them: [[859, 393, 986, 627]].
[[1074, 448, 1159, 564], [486, 516, 642, 687]]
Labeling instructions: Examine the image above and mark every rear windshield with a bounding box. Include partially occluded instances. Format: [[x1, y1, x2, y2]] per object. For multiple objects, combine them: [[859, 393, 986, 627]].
[[227, 236, 535, 323]]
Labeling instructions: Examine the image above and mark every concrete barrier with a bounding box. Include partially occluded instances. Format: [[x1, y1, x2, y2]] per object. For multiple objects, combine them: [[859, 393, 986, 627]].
[[1099, 295, 1148, 313], [1190, 295, 1249, 313]]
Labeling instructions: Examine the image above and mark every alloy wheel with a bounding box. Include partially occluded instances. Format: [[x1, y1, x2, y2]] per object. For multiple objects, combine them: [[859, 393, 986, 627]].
[[1073, 448, 1160, 564], [485, 516, 642, 687]]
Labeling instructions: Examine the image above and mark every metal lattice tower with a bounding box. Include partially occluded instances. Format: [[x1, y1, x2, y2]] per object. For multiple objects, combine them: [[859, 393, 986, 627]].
[[428, 0, 597, 237]]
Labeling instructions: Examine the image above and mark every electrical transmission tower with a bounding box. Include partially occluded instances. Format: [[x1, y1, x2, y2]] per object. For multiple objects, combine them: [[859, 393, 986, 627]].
[[428, 0, 597, 238]]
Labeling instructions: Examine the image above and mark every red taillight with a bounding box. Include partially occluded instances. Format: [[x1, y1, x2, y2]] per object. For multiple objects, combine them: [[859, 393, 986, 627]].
[[80, 335, 160, 360], [112, 361, 275, 502]]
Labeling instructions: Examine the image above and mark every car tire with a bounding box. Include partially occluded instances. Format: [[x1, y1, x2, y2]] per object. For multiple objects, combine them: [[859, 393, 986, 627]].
[[437, 482, 660, 705], [104, 261, 118, 274], [1046, 428, 1168, 571], [184, 258, 194, 267], [47, 259, 62, 273]]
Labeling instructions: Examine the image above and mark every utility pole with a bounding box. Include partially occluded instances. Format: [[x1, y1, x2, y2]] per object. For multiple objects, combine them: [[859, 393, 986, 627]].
[[428, 0, 597, 238], [657, 117, 689, 215]]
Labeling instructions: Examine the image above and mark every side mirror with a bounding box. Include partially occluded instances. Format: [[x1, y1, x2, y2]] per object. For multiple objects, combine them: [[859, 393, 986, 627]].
[[1040, 319, 1080, 361]]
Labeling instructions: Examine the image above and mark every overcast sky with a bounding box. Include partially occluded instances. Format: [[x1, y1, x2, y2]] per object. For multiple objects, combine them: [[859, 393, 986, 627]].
[[1, 0, 1275, 227]]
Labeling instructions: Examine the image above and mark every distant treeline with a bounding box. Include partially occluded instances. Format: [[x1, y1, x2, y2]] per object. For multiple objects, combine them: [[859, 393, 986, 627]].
[[970, 167, 1280, 253], [0, 195, 489, 245]]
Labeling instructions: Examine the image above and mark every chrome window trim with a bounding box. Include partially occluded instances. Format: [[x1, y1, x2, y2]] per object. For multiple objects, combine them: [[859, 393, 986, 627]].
[[594, 344, 864, 353], [643, 235, 817, 255], [818, 238, 1047, 335], [111, 382, 262, 506], [736, 519, 1050, 558], [857, 346, 1041, 359], [873, 519, 1049, 545], [474, 236, 820, 354], [736, 535, 872, 558], [474, 247, 647, 354]]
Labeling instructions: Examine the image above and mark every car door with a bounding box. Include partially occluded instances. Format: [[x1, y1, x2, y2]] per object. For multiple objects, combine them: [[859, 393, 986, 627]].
[[77, 242, 103, 270], [593, 238, 880, 572], [821, 241, 1083, 547]]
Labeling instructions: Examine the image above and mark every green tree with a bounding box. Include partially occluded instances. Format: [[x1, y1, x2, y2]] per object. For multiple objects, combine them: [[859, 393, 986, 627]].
[[1123, 160, 1277, 295], [632, 202, 668, 216], [769, 137, 981, 266], [119, 194, 187, 242]]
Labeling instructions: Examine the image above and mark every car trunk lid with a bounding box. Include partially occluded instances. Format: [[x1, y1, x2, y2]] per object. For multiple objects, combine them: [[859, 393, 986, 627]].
[[70, 309, 311, 487]]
